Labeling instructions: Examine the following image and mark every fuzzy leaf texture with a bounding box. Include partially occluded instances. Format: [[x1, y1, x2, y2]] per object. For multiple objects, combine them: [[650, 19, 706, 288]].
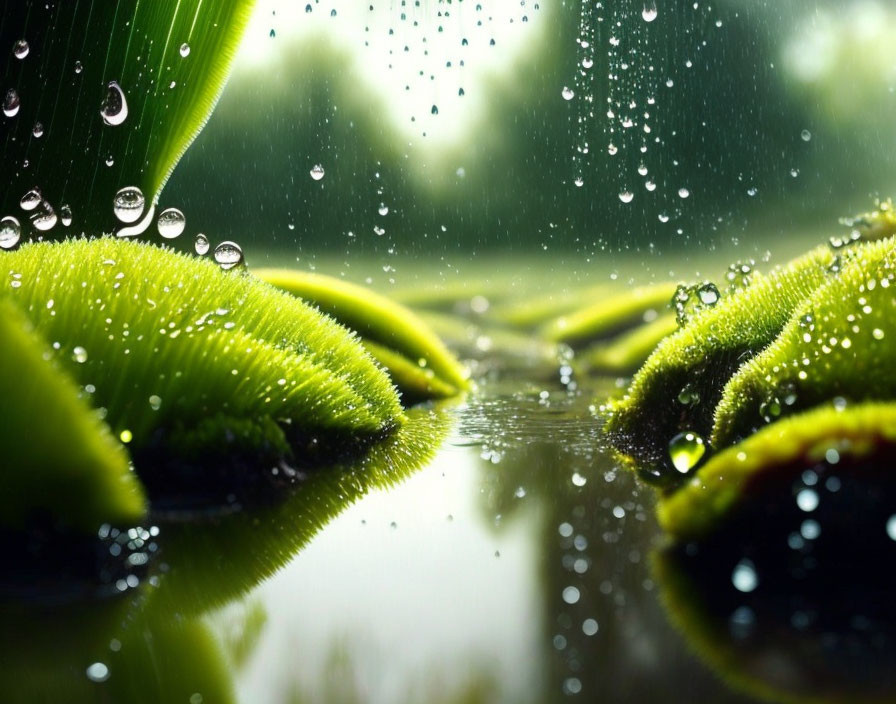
[[0, 0, 255, 239]]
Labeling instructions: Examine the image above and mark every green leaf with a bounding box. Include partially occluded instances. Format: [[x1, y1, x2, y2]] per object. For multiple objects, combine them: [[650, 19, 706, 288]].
[[582, 313, 678, 375], [0, 298, 144, 533], [253, 268, 471, 402], [605, 244, 836, 488], [0, 0, 255, 239], [1, 238, 403, 489]]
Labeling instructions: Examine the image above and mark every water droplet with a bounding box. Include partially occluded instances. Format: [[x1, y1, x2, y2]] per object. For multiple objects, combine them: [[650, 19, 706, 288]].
[[3, 89, 21, 117], [378, 203, 389, 216], [574, 176, 584, 188], [100, 81, 128, 126], [582, 618, 599, 636], [156, 207, 185, 239], [149, 395, 162, 411], [618, 191, 634, 204], [759, 397, 781, 422], [60, 204, 72, 226], [0, 216, 22, 249], [696, 282, 719, 306], [309, 164, 325, 181], [431, 104, 438, 115], [85, 662, 109, 683], [638, 164, 648, 176], [607, 143, 618, 155], [732, 559, 758, 593], [677, 383, 700, 406], [13, 39, 29, 59], [642, 1, 658, 22], [119, 429, 133, 444], [645, 180, 656, 191], [562, 586, 581, 604], [20, 188, 41, 211], [113, 187, 145, 224], [561, 86, 575, 101], [179, 42, 190, 57], [801, 129, 812, 142], [104, 155, 114, 167], [72, 346, 88, 364], [678, 187, 690, 199], [658, 213, 670, 223], [32, 122, 44, 138], [887, 515, 896, 541], [796, 488, 819, 512], [31, 201, 57, 231], [668, 431, 705, 473], [214, 241, 244, 270], [74, 60, 83, 74], [873, 328, 885, 340], [194, 233, 210, 255]]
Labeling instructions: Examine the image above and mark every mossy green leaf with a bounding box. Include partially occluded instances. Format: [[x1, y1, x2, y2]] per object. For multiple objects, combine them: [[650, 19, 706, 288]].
[[1, 238, 403, 483], [254, 268, 470, 401], [538, 282, 678, 347], [658, 402, 896, 541], [606, 245, 836, 488], [0, 299, 145, 533], [713, 237, 896, 448], [0, 0, 255, 238]]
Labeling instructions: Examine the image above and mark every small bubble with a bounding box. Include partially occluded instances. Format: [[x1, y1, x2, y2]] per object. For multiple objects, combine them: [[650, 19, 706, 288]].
[[156, 207, 185, 239], [100, 81, 128, 126], [194, 233, 210, 255], [179, 42, 191, 57], [309, 164, 325, 181], [13, 39, 29, 59], [214, 241, 244, 270], [582, 618, 599, 636]]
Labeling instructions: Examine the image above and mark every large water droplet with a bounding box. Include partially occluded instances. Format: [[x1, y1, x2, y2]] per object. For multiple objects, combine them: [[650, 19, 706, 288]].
[[156, 208, 185, 239], [668, 431, 705, 473], [20, 188, 41, 211], [100, 81, 128, 126], [214, 241, 244, 270], [618, 191, 634, 204], [642, 2, 658, 22], [309, 164, 325, 181], [732, 559, 758, 593], [179, 42, 191, 57], [113, 187, 145, 224], [696, 282, 719, 306], [194, 233, 210, 255], [0, 216, 22, 249], [561, 86, 575, 100], [85, 662, 109, 683], [3, 89, 20, 117], [13, 39, 29, 59]]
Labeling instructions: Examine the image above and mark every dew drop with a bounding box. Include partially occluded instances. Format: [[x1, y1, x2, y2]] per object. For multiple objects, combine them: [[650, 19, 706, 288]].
[[32, 122, 43, 138], [20, 188, 41, 211], [696, 282, 719, 306], [887, 515, 896, 541], [309, 164, 325, 181], [74, 60, 83, 74], [561, 86, 575, 101], [668, 431, 705, 473], [3, 89, 21, 117], [618, 191, 634, 204], [645, 180, 656, 191], [13, 39, 29, 59], [179, 42, 190, 57], [678, 187, 690, 199], [574, 176, 584, 188], [801, 129, 812, 142], [194, 233, 210, 255], [85, 662, 109, 683], [0, 216, 22, 249], [378, 203, 389, 216], [100, 81, 128, 126], [156, 207, 185, 239], [60, 204, 72, 226], [113, 187, 145, 224], [31, 202, 57, 231], [642, 1, 658, 22], [72, 346, 88, 364], [214, 241, 244, 270], [732, 559, 758, 593]]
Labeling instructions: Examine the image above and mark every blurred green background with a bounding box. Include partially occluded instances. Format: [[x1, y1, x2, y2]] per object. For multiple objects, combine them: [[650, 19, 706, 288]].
[[166, 0, 896, 265]]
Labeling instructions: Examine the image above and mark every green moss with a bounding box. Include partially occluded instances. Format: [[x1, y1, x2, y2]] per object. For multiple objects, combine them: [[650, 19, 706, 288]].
[[2, 238, 403, 475], [0, 299, 145, 532], [658, 402, 896, 541], [605, 245, 836, 488], [582, 313, 678, 374], [254, 268, 470, 401], [713, 237, 896, 448]]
